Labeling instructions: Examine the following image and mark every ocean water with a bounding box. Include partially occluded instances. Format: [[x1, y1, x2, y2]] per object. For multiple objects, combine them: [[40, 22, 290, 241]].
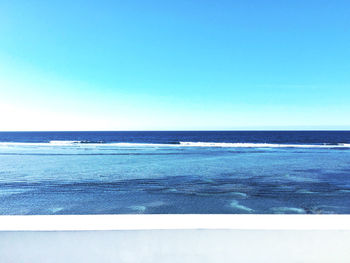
[[0, 131, 349, 214]]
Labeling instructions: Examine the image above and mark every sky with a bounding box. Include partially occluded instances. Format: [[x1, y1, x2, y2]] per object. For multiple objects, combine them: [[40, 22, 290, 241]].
[[0, 0, 349, 131]]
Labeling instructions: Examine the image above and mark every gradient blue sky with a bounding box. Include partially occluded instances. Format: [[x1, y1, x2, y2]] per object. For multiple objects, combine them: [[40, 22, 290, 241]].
[[0, 0, 349, 130]]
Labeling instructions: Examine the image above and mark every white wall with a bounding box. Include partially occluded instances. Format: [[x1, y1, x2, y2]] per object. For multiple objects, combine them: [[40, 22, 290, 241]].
[[0, 230, 349, 263]]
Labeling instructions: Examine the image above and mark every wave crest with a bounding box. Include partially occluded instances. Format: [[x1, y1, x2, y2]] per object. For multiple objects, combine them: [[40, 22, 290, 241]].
[[0, 141, 349, 148], [179, 142, 350, 148]]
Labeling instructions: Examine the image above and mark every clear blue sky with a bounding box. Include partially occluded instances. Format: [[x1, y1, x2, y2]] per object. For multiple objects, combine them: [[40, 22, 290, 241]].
[[0, 0, 349, 130]]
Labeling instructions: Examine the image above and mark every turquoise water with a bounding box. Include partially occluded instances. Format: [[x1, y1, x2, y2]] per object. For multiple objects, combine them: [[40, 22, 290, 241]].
[[1, 139, 350, 214]]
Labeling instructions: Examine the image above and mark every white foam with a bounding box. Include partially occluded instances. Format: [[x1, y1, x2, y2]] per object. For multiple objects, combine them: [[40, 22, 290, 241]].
[[49, 207, 64, 213], [230, 192, 248, 198], [0, 141, 349, 148], [49, 140, 81, 145], [230, 200, 254, 213], [179, 142, 350, 148], [271, 207, 306, 214], [129, 205, 147, 213], [295, 189, 317, 194]]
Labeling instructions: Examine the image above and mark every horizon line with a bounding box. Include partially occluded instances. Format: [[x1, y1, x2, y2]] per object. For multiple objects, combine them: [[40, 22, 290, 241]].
[[1, 129, 350, 132]]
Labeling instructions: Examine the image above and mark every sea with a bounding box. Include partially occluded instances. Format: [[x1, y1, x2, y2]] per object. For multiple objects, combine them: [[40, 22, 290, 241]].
[[0, 131, 349, 214]]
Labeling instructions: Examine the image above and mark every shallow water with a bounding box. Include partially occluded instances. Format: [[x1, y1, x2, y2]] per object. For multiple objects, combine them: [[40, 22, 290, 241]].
[[0, 131, 349, 214]]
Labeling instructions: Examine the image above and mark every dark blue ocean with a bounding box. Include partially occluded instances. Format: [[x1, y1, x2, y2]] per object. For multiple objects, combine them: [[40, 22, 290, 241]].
[[0, 131, 350, 214]]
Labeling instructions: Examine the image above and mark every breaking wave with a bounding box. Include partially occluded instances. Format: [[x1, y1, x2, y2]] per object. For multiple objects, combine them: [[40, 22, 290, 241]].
[[0, 141, 349, 148], [178, 142, 350, 148]]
